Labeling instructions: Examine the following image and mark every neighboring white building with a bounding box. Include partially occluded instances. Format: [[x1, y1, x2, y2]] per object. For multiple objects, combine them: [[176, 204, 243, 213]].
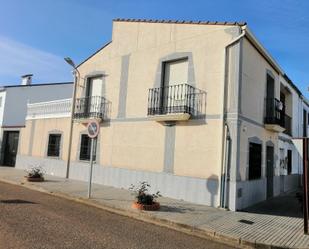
[[0, 74, 73, 166], [278, 75, 308, 176]]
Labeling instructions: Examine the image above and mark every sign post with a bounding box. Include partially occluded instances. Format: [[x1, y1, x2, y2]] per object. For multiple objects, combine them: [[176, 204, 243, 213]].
[[86, 120, 100, 199]]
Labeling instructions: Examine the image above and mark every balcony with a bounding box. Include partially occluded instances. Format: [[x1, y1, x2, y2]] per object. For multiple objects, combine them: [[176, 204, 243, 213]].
[[73, 96, 109, 122], [264, 98, 286, 132], [26, 99, 71, 120], [147, 83, 206, 122]]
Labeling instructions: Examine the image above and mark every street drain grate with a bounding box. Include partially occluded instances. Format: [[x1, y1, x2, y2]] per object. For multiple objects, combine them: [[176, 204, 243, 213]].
[[0, 199, 36, 204], [238, 219, 254, 225]]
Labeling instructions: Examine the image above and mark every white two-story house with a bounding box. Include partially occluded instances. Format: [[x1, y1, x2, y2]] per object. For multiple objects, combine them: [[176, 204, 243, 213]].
[[15, 19, 309, 211], [0, 75, 72, 166]]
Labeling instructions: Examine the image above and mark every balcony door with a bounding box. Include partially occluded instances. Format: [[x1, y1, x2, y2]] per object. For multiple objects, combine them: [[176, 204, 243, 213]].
[[162, 59, 188, 113], [265, 74, 275, 120], [86, 77, 103, 115], [266, 74, 275, 99]]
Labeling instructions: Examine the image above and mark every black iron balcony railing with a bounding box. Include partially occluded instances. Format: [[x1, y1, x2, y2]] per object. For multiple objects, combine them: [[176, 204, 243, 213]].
[[264, 98, 285, 126], [147, 83, 206, 117], [73, 96, 108, 120]]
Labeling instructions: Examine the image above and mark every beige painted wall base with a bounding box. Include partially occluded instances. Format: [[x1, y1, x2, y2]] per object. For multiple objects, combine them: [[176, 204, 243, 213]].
[[15, 154, 220, 207]]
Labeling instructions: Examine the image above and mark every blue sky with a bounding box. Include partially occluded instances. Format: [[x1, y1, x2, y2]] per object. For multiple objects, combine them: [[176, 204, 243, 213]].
[[0, 0, 308, 96]]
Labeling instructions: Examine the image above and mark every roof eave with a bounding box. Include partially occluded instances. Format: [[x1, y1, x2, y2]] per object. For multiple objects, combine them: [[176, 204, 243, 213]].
[[244, 27, 284, 75], [244, 27, 309, 104], [76, 41, 112, 69]]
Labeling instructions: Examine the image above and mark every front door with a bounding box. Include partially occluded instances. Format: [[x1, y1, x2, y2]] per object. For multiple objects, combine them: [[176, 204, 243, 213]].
[[266, 146, 274, 199], [2, 131, 19, 166]]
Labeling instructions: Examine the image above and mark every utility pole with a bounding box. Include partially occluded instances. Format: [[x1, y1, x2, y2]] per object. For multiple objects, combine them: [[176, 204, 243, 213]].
[[64, 57, 80, 179]]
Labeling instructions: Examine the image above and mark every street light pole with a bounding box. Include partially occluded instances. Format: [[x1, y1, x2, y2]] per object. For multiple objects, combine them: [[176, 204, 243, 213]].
[[64, 57, 80, 179]]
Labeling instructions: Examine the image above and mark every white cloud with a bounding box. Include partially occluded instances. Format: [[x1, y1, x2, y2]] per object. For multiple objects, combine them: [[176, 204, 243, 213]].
[[0, 36, 72, 83]]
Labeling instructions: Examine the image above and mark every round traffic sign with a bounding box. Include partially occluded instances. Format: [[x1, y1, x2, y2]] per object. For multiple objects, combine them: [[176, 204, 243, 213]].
[[87, 120, 100, 138]]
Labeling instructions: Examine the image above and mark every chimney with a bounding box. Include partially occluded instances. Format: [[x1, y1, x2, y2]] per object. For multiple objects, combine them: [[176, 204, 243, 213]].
[[21, 74, 33, 85]]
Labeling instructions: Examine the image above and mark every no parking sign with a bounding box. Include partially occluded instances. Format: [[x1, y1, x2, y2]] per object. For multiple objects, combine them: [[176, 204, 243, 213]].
[[87, 119, 100, 138], [86, 119, 100, 199]]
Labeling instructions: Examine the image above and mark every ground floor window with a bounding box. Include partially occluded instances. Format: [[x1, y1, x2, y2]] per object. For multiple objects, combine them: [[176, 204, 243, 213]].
[[47, 134, 61, 157], [249, 142, 262, 180], [79, 134, 96, 161], [287, 149, 292, 175]]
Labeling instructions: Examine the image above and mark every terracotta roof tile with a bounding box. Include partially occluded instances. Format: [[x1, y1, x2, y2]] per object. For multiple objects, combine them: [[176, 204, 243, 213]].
[[113, 18, 246, 26]]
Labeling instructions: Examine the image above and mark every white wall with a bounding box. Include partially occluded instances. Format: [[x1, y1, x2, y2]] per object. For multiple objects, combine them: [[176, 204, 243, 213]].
[[0, 91, 7, 127], [2, 83, 72, 127]]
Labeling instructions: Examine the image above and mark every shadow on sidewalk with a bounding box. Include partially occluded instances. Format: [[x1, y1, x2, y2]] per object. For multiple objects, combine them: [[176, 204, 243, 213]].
[[242, 191, 302, 218], [157, 205, 195, 213]]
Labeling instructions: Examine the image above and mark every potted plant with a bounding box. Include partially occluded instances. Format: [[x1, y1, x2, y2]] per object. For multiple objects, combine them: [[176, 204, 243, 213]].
[[25, 166, 45, 182], [129, 181, 161, 211]]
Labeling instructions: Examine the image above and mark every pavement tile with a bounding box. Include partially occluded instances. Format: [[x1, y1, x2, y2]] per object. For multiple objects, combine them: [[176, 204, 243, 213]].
[[0, 167, 308, 249]]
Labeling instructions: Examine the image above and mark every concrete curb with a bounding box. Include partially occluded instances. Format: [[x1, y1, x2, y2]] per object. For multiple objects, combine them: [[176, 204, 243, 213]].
[[0, 178, 293, 249]]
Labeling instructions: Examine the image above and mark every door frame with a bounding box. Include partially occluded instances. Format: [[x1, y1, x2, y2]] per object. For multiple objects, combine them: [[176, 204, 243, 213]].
[[160, 58, 189, 114], [1, 130, 20, 167]]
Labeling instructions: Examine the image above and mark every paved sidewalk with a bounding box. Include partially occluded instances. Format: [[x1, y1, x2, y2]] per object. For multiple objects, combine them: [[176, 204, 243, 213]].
[[0, 167, 308, 249]]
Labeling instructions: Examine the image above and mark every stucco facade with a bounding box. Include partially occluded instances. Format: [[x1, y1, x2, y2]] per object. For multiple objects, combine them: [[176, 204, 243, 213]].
[[16, 19, 308, 210]]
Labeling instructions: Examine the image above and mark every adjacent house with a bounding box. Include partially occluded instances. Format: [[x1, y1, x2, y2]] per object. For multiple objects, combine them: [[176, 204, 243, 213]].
[[0, 75, 72, 166], [15, 19, 309, 211]]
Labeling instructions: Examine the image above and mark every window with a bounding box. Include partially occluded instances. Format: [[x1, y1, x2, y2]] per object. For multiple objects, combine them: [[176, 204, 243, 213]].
[[287, 150, 292, 175], [249, 142, 262, 180], [79, 134, 96, 161], [47, 134, 61, 157]]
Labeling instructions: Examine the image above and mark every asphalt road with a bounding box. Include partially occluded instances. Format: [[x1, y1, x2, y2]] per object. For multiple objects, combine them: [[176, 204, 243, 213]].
[[0, 182, 235, 249]]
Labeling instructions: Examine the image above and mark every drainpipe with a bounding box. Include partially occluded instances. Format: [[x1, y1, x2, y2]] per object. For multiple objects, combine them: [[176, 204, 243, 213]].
[[220, 26, 246, 209], [223, 126, 231, 208]]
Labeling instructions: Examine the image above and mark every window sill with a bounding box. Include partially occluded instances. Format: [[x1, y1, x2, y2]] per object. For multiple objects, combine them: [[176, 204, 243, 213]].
[[46, 156, 61, 160], [78, 160, 97, 164]]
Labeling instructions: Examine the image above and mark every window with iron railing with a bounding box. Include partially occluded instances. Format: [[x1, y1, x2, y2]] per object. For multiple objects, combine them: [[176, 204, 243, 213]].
[[74, 96, 109, 120], [147, 83, 206, 117], [265, 98, 284, 125]]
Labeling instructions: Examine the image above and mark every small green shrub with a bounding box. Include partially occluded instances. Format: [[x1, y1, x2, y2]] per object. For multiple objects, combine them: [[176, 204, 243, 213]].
[[129, 181, 161, 205], [26, 166, 45, 178]]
